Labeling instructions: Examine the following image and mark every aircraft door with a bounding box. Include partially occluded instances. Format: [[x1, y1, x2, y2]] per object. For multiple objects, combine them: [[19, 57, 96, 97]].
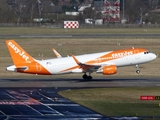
[[134, 50, 140, 59], [36, 63, 42, 71]]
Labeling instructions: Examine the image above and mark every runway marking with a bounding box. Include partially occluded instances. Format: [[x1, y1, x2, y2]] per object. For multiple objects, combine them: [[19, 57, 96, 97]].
[[0, 100, 40, 105], [0, 110, 9, 118], [4, 92, 16, 100], [44, 104, 80, 106], [37, 91, 55, 102], [26, 104, 44, 116], [39, 103, 64, 116], [32, 90, 64, 116]]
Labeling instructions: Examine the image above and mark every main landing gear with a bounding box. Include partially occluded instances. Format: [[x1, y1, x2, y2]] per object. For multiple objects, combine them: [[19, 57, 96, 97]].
[[82, 73, 92, 80], [135, 64, 140, 74]]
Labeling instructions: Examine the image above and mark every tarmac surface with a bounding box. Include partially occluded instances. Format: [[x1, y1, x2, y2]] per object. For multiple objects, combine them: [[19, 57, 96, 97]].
[[0, 87, 107, 120], [0, 77, 160, 88], [0, 78, 159, 119]]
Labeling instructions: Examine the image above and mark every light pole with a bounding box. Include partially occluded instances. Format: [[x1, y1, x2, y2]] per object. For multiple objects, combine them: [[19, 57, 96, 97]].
[[123, 0, 124, 19], [92, 7, 95, 25]]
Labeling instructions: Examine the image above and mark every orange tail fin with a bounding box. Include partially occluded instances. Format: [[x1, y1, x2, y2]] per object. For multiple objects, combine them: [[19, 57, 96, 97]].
[[6, 40, 34, 65]]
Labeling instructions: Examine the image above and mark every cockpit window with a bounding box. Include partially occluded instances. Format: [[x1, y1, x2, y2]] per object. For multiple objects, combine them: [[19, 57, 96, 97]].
[[144, 51, 150, 54]]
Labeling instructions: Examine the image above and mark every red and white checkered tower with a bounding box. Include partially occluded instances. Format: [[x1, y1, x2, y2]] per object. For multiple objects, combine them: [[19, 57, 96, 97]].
[[102, 0, 120, 23]]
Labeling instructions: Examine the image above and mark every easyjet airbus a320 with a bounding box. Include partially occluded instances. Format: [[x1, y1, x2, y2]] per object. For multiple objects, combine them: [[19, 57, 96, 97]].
[[6, 40, 157, 80]]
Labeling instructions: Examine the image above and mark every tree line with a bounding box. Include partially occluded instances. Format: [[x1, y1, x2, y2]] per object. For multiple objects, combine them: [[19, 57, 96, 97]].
[[1, 0, 160, 24], [125, 0, 160, 24]]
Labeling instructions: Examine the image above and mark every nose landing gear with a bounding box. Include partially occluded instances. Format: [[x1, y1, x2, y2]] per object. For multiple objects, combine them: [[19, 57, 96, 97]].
[[135, 64, 140, 74]]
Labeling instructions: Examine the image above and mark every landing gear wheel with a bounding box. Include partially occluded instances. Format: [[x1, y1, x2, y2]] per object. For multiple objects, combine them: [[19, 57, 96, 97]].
[[135, 65, 140, 74], [83, 74, 88, 80], [136, 70, 140, 74], [87, 76, 92, 80], [82, 74, 93, 80]]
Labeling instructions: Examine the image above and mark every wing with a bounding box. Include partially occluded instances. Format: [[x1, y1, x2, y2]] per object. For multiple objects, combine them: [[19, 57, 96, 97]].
[[71, 54, 102, 73]]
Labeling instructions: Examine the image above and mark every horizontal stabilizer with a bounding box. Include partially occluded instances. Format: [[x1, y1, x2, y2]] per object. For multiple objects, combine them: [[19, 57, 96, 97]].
[[6, 65, 27, 72]]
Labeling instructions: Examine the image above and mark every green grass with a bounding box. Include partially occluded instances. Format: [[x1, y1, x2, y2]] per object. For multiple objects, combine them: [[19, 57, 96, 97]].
[[1, 27, 160, 34], [58, 87, 160, 116]]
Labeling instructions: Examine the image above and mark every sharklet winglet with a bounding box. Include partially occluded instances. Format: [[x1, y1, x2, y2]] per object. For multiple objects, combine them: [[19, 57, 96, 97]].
[[52, 48, 62, 58]]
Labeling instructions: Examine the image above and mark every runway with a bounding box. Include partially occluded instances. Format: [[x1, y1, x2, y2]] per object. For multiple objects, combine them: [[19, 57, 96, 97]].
[[0, 77, 160, 87], [0, 78, 159, 120]]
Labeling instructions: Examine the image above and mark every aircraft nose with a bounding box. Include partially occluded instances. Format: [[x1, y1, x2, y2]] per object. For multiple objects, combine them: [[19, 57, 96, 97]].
[[151, 53, 157, 60]]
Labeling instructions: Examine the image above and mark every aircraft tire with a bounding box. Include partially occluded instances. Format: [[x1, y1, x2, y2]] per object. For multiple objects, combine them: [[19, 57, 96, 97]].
[[87, 76, 92, 80], [83, 74, 88, 80], [136, 70, 140, 74]]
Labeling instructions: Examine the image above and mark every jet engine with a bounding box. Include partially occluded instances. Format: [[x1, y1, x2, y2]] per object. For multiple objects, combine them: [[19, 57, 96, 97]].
[[101, 65, 117, 75]]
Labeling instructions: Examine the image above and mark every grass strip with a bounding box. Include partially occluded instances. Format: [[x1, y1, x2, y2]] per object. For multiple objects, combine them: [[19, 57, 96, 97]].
[[1, 27, 160, 34], [58, 87, 160, 116]]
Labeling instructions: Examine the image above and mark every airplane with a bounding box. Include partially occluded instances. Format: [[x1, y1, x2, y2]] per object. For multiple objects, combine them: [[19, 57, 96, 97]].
[[6, 40, 157, 80], [52, 48, 62, 58]]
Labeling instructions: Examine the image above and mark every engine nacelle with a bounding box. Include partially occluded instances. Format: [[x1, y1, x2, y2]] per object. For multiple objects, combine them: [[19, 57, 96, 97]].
[[102, 65, 117, 75]]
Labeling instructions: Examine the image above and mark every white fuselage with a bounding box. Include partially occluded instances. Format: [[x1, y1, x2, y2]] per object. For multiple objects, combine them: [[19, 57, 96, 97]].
[[5, 40, 157, 78], [34, 51, 156, 75]]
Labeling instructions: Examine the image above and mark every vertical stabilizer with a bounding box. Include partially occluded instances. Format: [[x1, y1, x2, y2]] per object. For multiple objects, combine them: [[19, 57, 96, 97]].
[[6, 40, 34, 65]]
